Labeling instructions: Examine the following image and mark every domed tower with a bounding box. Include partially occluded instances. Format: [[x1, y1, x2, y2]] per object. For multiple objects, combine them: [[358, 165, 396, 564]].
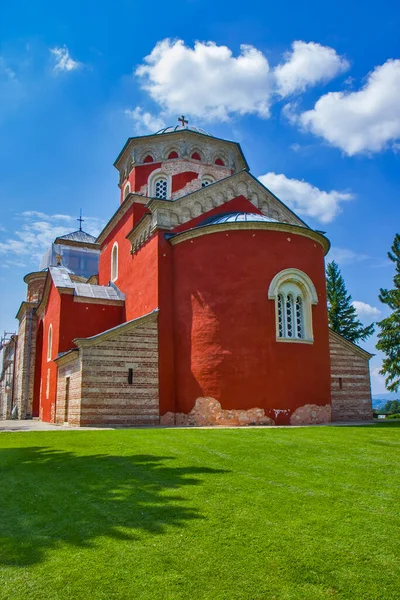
[[113, 119, 248, 205]]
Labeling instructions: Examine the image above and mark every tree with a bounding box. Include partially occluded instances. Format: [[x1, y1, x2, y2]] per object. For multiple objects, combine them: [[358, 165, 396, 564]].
[[326, 260, 375, 343], [376, 234, 400, 392], [382, 400, 400, 414]]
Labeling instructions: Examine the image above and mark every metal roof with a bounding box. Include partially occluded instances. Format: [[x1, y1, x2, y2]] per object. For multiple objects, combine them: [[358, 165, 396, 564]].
[[199, 212, 280, 226], [49, 267, 124, 301], [155, 125, 211, 136], [56, 230, 97, 243]]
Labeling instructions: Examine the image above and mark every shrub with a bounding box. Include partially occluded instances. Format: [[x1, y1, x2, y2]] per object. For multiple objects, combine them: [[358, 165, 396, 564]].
[[386, 413, 400, 419]]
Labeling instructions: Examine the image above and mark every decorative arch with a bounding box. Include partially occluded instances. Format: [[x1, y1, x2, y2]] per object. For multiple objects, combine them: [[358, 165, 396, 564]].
[[123, 182, 131, 199], [215, 157, 225, 166], [268, 269, 318, 342], [191, 152, 201, 161], [47, 324, 53, 361], [167, 151, 179, 159], [148, 169, 171, 199], [111, 242, 118, 282], [143, 155, 154, 163]]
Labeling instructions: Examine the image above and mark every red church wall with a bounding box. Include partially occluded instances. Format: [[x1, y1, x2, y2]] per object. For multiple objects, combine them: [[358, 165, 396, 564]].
[[40, 283, 61, 422], [172, 171, 198, 193], [171, 228, 331, 425]]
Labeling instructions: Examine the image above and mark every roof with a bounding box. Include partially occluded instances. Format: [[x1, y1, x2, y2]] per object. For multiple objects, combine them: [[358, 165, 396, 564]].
[[48, 267, 125, 302], [156, 125, 211, 136], [55, 229, 97, 244], [199, 212, 280, 226]]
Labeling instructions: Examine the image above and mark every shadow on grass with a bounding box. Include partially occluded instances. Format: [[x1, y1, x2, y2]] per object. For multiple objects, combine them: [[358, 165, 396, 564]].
[[0, 447, 228, 567]]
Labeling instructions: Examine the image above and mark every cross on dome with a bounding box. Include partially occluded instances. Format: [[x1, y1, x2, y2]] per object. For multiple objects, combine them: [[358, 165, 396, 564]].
[[77, 209, 84, 231], [178, 115, 188, 127]]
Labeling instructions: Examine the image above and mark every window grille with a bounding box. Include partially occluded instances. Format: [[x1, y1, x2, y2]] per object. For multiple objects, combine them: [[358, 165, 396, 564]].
[[277, 294, 284, 337], [201, 178, 213, 188], [155, 178, 168, 199]]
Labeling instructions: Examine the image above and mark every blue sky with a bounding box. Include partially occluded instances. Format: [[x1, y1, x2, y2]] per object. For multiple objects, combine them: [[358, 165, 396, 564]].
[[0, 0, 399, 393]]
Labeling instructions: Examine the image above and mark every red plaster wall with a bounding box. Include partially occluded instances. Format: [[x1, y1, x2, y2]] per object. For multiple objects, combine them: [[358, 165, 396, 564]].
[[172, 171, 198, 193], [171, 229, 331, 425], [40, 283, 61, 422]]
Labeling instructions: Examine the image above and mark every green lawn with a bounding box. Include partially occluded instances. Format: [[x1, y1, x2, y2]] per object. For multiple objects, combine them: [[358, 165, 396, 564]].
[[0, 424, 399, 600]]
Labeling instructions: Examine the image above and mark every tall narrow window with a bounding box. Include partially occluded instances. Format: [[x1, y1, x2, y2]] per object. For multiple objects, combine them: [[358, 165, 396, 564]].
[[286, 294, 294, 338], [155, 178, 168, 199], [295, 296, 303, 339], [47, 325, 53, 361], [111, 242, 118, 282], [277, 294, 284, 337]]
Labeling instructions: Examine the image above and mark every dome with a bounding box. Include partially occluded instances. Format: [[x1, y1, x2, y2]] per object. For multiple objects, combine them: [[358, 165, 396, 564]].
[[155, 125, 211, 136], [199, 212, 280, 226]]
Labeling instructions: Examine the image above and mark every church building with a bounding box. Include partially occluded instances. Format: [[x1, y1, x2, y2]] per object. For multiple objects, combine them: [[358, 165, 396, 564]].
[[5, 121, 373, 426]]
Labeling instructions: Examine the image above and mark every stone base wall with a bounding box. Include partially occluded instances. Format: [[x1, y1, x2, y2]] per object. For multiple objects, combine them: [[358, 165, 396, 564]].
[[14, 307, 38, 419], [161, 397, 275, 426], [329, 330, 373, 421], [56, 357, 82, 426], [55, 315, 159, 427]]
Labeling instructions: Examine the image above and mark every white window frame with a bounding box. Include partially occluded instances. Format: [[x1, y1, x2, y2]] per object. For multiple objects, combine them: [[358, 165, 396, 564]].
[[268, 268, 318, 343], [201, 176, 214, 188], [111, 242, 118, 282], [47, 324, 53, 361], [123, 182, 131, 199], [148, 169, 171, 200]]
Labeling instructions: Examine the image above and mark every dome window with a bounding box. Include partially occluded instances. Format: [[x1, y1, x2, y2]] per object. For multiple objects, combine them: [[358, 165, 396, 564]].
[[123, 182, 131, 199], [201, 177, 214, 188], [215, 157, 225, 166], [143, 155, 154, 163], [155, 177, 168, 199], [168, 151, 178, 159], [191, 152, 201, 161]]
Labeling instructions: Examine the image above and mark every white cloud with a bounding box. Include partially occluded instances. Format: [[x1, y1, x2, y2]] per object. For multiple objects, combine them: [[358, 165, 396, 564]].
[[50, 46, 81, 73], [125, 107, 165, 134], [297, 59, 400, 155], [274, 41, 349, 97], [258, 172, 353, 223], [0, 212, 103, 265], [352, 301, 381, 319], [135, 39, 273, 120], [328, 247, 369, 265], [0, 56, 16, 82]]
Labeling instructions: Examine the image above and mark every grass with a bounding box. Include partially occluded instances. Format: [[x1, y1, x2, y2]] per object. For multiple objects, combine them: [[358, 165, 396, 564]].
[[0, 424, 399, 600]]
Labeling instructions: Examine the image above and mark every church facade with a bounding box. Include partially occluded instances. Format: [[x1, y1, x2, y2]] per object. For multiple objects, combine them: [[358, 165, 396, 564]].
[[5, 123, 373, 426]]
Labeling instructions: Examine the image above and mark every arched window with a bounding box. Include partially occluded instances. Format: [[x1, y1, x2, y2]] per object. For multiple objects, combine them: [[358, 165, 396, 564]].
[[168, 151, 178, 159], [143, 155, 154, 163], [111, 242, 118, 282], [215, 157, 225, 166], [268, 269, 317, 342], [191, 152, 201, 161], [47, 324, 53, 361], [123, 182, 131, 199], [155, 177, 168, 199], [148, 170, 170, 199], [201, 176, 214, 188]]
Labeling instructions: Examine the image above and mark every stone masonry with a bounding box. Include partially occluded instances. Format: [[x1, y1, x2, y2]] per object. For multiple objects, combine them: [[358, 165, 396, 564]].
[[329, 329, 373, 421]]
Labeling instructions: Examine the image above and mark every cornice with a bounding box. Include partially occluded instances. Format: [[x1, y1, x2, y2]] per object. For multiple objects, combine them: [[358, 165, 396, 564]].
[[54, 348, 80, 367], [96, 195, 147, 246], [53, 238, 100, 250], [23, 271, 47, 285], [15, 301, 37, 321], [329, 329, 374, 360], [170, 221, 331, 255]]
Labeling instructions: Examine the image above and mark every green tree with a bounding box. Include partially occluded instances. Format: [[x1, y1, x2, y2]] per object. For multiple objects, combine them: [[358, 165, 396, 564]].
[[376, 234, 400, 392], [382, 400, 400, 414], [326, 260, 375, 343]]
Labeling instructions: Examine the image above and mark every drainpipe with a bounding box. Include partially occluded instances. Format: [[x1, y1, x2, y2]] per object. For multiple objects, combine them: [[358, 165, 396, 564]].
[[23, 308, 34, 419]]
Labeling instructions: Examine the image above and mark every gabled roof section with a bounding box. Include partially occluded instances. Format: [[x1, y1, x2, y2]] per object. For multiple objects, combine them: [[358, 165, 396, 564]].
[[329, 329, 374, 360], [73, 309, 158, 348], [56, 229, 97, 244]]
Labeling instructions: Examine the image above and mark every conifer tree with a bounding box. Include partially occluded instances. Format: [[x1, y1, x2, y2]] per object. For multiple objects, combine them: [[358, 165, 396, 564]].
[[326, 260, 375, 343], [376, 234, 400, 392]]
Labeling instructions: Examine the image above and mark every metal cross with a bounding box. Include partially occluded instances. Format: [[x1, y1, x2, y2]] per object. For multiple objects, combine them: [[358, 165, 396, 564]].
[[178, 115, 188, 127], [77, 209, 84, 231]]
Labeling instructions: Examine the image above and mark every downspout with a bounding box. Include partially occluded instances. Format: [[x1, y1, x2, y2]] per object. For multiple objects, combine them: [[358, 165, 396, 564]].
[[23, 308, 34, 419]]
